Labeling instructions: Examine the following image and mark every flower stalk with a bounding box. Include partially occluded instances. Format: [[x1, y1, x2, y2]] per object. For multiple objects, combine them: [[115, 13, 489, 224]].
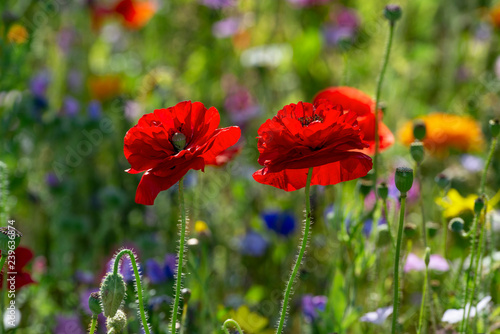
[[417, 248, 431, 334], [276, 167, 313, 334], [89, 316, 98, 334], [222, 319, 244, 334]]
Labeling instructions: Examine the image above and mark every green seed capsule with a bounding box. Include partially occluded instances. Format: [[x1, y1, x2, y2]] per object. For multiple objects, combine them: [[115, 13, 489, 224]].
[[377, 182, 389, 201], [384, 4, 402, 22], [410, 141, 425, 164], [489, 119, 499, 138], [413, 120, 427, 141], [448, 217, 464, 232], [395, 167, 414, 194], [88, 292, 102, 316]]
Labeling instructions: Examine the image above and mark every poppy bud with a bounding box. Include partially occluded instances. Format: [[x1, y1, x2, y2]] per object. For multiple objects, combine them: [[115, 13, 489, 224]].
[[182, 288, 191, 304], [395, 167, 413, 194], [376, 225, 392, 247], [410, 141, 425, 164], [435, 173, 450, 191], [424, 247, 431, 266], [474, 197, 484, 215], [377, 182, 389, 200], [100, 272, 126, 317], [413, 120, 426, 141], [171, 132, 187, 151], [448, 217, 464, 232], [88, 292, 102, 316], [358, 179, 373, 198], [490, 119, 500, 138], [384, 4, 402, 23], [426, 222, 440, 238], [404, 223, 417, 238], [106, 309, 127, 333], [0, 227, 22, 255]]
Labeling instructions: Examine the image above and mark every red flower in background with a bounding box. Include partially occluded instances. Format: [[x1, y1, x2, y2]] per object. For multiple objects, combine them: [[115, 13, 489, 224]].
[[0, 246, 35, 290], [313, 86, 394, 154], [124, 101, 241, 205], [253, 100, 372, 191], [114, 0, 157, 29], [205, 145, 242, 167]]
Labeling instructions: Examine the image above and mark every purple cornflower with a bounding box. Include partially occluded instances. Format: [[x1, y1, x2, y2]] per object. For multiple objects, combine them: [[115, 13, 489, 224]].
[[262, 210, 296, 237], [145, 254, 177, 284], [302, 294, 327, 322], [30, 71, 50, 98]]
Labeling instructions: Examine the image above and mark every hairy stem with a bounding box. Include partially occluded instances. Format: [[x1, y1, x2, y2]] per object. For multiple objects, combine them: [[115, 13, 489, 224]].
[[479, 137, 498, 195], [223, 319, 244, 334], [89, 316, 97, 334]]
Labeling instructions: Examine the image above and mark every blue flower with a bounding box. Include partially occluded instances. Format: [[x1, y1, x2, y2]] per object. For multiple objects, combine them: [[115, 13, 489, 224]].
[[302, 294, 327, 322], [88, 100, 102, 120], [146, 254, 177, 284], [262, 211, 296, 236], [239, 230, 268, 257]]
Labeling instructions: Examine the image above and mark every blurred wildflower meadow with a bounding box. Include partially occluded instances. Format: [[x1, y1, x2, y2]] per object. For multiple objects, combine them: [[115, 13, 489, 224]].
[[1, 0, 500, 333]]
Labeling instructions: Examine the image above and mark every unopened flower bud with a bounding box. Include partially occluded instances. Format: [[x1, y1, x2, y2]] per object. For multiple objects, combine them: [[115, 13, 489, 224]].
[[377, 182, 389, 200], [424, 247, 431, 266], [413, 120, 426, 141], [435, 173, 450, 191], [427, 222, 440, 238], [404, 223, 417, 238], [395, 167, 414, 194], [106, 309, 127, 333], [100, 272, 126, 317], [89, 292, 102, 316], [474, 197, 485, 215], [376, 225, 392, 247], [0, 227, 22, 255], [490, 119, 500, 137], [410, 141, 425, 164], [358, 179, 373, 198], [448, 217, 464, 232], [172, 132, 187, 151], [384, 4, 402, 23], [182, 288, 191, 304]]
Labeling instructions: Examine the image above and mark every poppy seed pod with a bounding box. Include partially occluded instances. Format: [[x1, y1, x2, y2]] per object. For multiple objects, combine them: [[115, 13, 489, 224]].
[[358, 179, 373, 197], [100, 272, 126, 317], [424, 247, 431, 266], [376, 225, 392, 247], [448, 217, 464, 232], [0, 227, 22, 255], [435, 173, 450, 191], [410, 141, 425, 164], [106, 309, 127, 333], [384, 4, 402, 23], [413, 120, 426, 141], [474, 197, 485, 215], [377, 182, 389, 200], [395, 167, 414, 194], [88, 292, 102, 316], [426, 222, 440, 238], [404, 223, 418, 238], [171, 132, 187, 152], [490, 119, 500, 137]]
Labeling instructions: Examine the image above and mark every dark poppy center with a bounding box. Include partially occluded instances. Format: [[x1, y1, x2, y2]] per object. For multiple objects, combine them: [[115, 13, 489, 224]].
[[298, 114, 324, 127]]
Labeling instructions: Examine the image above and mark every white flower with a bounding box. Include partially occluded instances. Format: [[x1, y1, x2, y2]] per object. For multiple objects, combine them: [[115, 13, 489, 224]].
[[360, 306, 393, 325], [240, 44, 293, 68], [441, 296, 492, 324]]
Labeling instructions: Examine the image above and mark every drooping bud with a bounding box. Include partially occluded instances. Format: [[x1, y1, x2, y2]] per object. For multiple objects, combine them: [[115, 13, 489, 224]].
[[384, 4, 402, 23], [413, 120, 426, 141], [171, 132, 187, 152], [489, 119, 499, 138], [376, 225, 392, 247], [448, 217, 464, 232], [0, 227, 22, 255], [435, 173, 450, 191], [106, 309, 127, 333], [474, 197, 485, 215], [377, 182, 389, 201], [424, 247, 431, 266], [404, 223, 417, 238], [100, 272, 126, 317], [89, 292, 102, 316], [395, 167, 414, 194], [410, 141, 425, 164]]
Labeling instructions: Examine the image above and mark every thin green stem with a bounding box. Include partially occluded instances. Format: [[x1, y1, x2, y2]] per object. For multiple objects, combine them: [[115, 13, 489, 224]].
[[460, 214, 479, 333], [417, 258, 429, 334], [373, 22, 395, 184], [382, 199, 395, 249], [172, 177, 187, 334], [113, 249, 150, 334], [222, 319, 244, 334], [89, 316, 98, 334], [276, 167, 313, 334], [479, 137, 498, 195], [391, 194, 407, 334]]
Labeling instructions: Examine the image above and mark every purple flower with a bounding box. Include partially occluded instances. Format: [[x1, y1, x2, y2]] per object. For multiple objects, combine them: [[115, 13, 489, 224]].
[[404, 253, 450, 272], [360, 306, 393, 325], [62, 96, 80, 117], [30, 71, 50, 98], [460, 154, 484, 172], [146, 254, 177, 284], [239, 230, 268, 257], [201, 0, 235, 9], [57, 28, 77, 54], [287, 0, 331, 7], [124, 100, 143, 122], [212, 17, 241, 38], [262, 210, 296, 237], [323, 8, 360, 47], [46, 172, 61, 188], [54, 315, 85, 334], [88, 100, 102, 120], [302, 294, 327, 322], [74, 270, 94, 284], [224, 86, 260, 126]]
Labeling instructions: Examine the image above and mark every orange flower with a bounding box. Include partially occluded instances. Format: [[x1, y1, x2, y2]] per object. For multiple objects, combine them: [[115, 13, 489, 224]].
[[398, 113, 485, 155], [7, 24, 28, 44], [88, 75, 122, 101], [114, 0, 156, 29], [490, 4, 500, 29]]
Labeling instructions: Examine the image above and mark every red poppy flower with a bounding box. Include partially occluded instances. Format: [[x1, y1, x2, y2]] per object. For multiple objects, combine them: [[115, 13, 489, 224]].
[[313, 86, 394, 154], [0, 246, 35, 290], [253, 100, 373, 191], [205, 145, 242, 167], [114, 0, 156, 29], [124, 101, 241, 205]]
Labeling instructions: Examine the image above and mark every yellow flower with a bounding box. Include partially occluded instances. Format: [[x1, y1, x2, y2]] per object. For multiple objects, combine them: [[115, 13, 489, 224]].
[[228, 306, 272, 334], [436, 189, 500, 217], [7, 24, 28, 44], [398, 113, 484, 156], [194, 220, 209, 234]]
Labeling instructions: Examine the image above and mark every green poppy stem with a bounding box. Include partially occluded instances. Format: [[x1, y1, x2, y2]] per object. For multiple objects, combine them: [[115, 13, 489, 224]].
[[479, 137, 498, 195], [89, 316, 98, 334], [391, 194, 407, 334], [113, 249, 150, 334], [222, 319, 244, 334], [417, 255, 429, 334], [460, 214, 479, 333], [276, 167, 314, 334], [172, 177, 187, 334]]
